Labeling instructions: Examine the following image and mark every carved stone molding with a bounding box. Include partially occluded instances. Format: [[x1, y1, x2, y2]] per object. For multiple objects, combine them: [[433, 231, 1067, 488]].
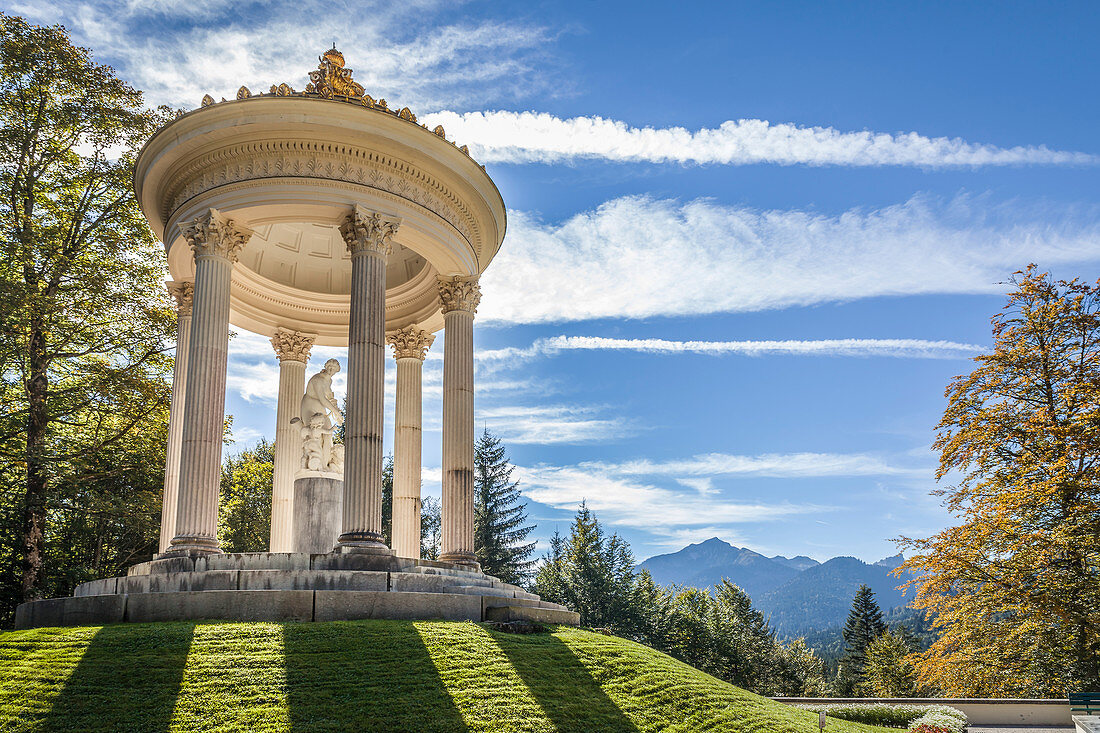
[[180, 209, 254, 262], [387, 326, 435, 360], [162, 141, 477, 247], [166, 281, 194, 316], [271, 327, 316, 363], [438, 275, 481, 315], [340, 207, 400, 257]]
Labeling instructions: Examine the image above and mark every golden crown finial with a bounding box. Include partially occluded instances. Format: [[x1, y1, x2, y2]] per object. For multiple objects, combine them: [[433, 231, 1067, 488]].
[[306, 45, 363, 98], [322, 45, 345, 68]]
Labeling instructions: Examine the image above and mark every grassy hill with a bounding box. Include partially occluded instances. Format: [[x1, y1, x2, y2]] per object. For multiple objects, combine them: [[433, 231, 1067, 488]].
[[0, 620, 894, 732]]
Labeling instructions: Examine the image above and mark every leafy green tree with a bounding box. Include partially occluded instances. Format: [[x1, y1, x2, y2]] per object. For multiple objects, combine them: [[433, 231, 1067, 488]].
[[836, 584, 887, 694], [420, 495, 441, 560], [0, 15, 173, 603], [473, 430, 535, 585], [900, 268, 1100, 695], [381, 454, 392, 547], [862, 629, 918, 697], [777, 639, 828, 697], [218, 440, 274, 553]]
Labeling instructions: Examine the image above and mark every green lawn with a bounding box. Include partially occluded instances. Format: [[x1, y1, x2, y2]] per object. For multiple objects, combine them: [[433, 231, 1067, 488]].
[[0, 620, 893, 732]]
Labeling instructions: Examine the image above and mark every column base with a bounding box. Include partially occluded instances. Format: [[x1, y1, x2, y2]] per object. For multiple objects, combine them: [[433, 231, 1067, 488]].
[[159, 535, 223, 558], [332, 537, 393, 555], [439, 552, 480, 571]]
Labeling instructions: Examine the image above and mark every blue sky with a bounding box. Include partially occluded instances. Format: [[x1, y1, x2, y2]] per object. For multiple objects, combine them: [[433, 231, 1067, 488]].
[[17, 0, 1100, 563]]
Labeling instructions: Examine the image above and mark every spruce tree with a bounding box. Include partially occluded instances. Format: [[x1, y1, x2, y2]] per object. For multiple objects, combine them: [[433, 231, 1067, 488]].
[[473, 430, 536, 584], [837, 584, 888, 694]]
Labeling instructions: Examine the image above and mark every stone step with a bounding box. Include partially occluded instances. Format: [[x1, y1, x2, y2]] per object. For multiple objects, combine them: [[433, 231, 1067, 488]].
[[483, 605, 580, 626], [444, 585, 515, 598]]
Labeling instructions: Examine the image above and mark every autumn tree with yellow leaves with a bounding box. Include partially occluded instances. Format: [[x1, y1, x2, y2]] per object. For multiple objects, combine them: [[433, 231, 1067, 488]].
[[899, 267, 1100, 696]]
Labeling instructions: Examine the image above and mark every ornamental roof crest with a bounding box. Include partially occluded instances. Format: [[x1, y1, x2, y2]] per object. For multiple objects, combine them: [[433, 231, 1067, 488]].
[[306, 46, 365, 99]]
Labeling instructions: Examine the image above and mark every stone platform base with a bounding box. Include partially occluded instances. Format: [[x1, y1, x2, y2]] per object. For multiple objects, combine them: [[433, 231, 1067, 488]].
[[14, 552, 579, 629]]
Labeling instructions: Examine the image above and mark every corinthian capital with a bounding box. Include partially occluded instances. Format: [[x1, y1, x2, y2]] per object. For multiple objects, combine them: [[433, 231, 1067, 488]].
[[340, 206, 400, 256], [387, 326, 435, 360], [271, 328, 315, 363], [438, 275, 481, 315], [180, 208, 253, 262], [166, 280, 194, 316]]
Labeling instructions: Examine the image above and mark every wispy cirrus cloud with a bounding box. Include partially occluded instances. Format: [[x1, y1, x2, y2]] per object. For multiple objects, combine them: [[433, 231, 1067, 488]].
[[421, 110, 1097, 168], [15, 1, 560, 110], [477, 405, 634, 445], [479, 335, 985, 362], [480, 194, 1100, 324], [515, 463, 828, 536], [514, 449, 930, 544]]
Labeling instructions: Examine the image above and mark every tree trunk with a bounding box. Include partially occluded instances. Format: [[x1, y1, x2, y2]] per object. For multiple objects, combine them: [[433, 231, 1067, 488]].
[[21, 319, 48, 601]]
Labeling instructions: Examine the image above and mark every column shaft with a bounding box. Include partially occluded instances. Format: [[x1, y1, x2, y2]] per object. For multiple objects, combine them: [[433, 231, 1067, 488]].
[[167, 208, 251, 557], [159, 282, 192, 554], [170, 254, 233, 554], [441, 309, 476, 565], [391, 356, 424, 558], [338, 247, 388, 548], [270, 354, 308, 552]]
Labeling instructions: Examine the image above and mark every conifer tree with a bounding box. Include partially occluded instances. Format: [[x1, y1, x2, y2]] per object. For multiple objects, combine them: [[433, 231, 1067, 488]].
[[836, 584, 887, 694], [533, 502, 638, 630], [473, 429, 535, 585]]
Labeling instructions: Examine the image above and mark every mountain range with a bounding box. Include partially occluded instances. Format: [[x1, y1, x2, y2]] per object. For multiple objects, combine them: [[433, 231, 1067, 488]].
[[636, 537, 914, 635]]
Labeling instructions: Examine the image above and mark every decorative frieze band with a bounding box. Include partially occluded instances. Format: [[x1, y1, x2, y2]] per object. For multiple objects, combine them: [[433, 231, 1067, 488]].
[[438, 275, 481, 315], [163, 142, 476, 247], [340, 207, 400, 256], [180, 208, 254, 262], [271, 327, 316, 363], [387, 326, 435, 360], [166, 281, 194, 316]]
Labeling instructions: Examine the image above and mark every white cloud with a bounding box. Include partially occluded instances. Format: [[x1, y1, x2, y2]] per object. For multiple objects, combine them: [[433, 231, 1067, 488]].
[[513, 449, 930, 542], [479, 335, 985, 361], [515, 463, 826, 530], [477, 405, 633, 445], [25, 1, 557, 110], [421, 110, 1098, 168], [595, 452, 926, 479], [479, 194, 1100, 323]]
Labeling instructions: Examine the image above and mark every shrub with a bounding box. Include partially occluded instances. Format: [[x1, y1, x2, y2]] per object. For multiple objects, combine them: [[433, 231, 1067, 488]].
[[794, 703, 966, 730], [908, 710, 966, 733]]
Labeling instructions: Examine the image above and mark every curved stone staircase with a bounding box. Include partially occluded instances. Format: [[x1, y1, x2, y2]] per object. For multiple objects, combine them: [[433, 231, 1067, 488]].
[[15, 552, 579, 629]]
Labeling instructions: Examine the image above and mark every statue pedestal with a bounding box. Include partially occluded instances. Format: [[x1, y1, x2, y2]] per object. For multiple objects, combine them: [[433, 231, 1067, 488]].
[[293, 473, 343, 554]]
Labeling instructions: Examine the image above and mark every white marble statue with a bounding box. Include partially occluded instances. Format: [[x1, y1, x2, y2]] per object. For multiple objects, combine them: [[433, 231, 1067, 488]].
[[291, 358, 344, 474]]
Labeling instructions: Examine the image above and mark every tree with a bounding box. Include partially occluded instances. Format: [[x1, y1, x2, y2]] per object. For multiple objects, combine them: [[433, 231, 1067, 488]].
[[899, 268, 1100, 695], [218, 439, 274, 553], [473, 430, 535, 585], [837, 584, 887, 694], [420, 495, 441, 560], [0, 15, 173, 602], [777, 639, 828, 697], [534, 502, 638, 630], [862, 630, 918, 697], [381, 454, 392, 547]]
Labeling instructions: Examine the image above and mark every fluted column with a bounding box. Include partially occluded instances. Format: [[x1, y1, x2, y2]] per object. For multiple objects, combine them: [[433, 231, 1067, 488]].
[[439, 275, 481, 567], [166, 209, 252, 556], [159, 281, 194, 554], [270, 328, 315, 553], [388, 326, 434, 559], [336, 206, 400, 550]]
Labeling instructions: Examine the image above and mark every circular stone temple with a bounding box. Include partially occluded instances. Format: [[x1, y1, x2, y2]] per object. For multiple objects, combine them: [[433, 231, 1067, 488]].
[[15, 49, 577, 629]]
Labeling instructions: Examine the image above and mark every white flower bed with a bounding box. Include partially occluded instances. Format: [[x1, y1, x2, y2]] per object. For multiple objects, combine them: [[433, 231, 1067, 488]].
[[794, 702, 967, 731]]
